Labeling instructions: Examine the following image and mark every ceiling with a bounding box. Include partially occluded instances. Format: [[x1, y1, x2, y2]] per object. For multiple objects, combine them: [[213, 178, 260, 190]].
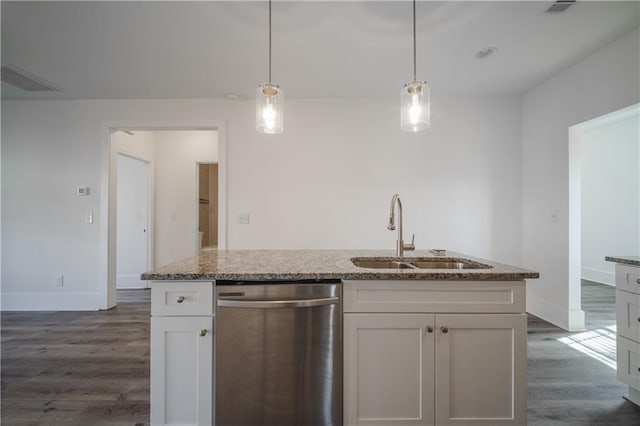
[[1, 1, 638, 100]]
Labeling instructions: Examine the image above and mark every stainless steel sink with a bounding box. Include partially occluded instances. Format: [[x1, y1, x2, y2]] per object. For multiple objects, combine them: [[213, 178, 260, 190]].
[[411, 261, 484, 269], [351, 257, 493, 270], [351, 259, 414, 269]]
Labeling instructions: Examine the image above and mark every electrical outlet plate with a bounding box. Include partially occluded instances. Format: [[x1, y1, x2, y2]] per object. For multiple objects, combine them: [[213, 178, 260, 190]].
[[56, 274, 64, 286]]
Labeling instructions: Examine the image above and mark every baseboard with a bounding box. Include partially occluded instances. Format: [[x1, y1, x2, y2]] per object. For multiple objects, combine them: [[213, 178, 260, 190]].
[[526, 292, 586, 332], [1, 292, 104, 311], [581, 267, 615, 286], [117, 274, 148, 289]]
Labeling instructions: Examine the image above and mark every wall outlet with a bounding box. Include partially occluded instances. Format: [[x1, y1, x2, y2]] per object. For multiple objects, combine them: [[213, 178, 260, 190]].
[[56, 274, 64, 286]]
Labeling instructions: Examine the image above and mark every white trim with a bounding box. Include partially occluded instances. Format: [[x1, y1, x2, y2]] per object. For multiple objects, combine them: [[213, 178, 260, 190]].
[[117, 274, 149, 289], [1, 292, 104, 311], [581, 267, 615, 286], [527, 292, 585, 332]]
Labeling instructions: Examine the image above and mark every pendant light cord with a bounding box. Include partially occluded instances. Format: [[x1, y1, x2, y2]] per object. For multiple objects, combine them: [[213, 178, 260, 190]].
[[413, 0, 416, 82], [269, 0, 272, 84]]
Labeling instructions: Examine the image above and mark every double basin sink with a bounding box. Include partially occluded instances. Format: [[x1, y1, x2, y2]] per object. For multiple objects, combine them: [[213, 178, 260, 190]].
[[351, 257, 493, 270]]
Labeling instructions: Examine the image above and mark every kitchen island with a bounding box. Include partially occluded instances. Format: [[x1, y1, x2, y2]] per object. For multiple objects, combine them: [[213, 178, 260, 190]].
[[605, 256, 640, 407], [143, 249, 538, 426]]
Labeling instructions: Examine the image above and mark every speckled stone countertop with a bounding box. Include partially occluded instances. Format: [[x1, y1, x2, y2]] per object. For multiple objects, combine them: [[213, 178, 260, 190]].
[[605, 256, 640, 267], [141, 249, 539, 282]]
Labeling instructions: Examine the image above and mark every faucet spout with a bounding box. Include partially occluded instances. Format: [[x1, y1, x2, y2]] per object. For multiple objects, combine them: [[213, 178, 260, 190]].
[[387, 194, 415, 256], [387, 194, 400, 231]]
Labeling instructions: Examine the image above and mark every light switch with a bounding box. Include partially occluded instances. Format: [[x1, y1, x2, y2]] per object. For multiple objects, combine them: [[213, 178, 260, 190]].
[[239, 213, 250, 224], [77, 187, 90, 196], [86, 212, 94, 224]]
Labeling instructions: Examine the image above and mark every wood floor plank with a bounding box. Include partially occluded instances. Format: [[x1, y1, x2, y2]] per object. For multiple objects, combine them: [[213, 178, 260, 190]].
[[2, 282, 640, 424], [1, 289, 150, 425]]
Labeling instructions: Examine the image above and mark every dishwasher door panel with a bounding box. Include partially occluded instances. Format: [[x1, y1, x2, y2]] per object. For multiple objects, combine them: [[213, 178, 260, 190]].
[[215, 284, 342, 426]]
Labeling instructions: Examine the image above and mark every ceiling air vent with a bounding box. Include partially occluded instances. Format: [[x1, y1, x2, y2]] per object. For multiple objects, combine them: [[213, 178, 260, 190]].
[[1, 64, 61, 92], [545, 0, 576, 14]]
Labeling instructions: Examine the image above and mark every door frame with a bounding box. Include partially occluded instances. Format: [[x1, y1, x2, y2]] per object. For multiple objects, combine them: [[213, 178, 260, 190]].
[[100, 121, 228, 310], [115, 152, 151, 289]]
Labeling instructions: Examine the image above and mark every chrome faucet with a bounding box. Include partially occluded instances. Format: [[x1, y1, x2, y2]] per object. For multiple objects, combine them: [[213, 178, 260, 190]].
[[387, 194, 415, 256]]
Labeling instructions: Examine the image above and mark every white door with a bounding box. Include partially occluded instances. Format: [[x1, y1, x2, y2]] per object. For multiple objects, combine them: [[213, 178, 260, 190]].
[[116, 153, 149, 289]]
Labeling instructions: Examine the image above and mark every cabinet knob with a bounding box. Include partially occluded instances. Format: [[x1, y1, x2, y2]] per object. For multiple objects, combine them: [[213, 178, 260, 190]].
[[441, 326, 449, 334], [176, 296, 185, 303], [636, 278, 640, 285], [426, 325, 433, 333], [199, 329, 208, 337]]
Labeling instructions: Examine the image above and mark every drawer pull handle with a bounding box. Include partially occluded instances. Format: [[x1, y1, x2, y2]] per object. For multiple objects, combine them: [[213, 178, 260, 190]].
[[426, 325, 433, 333], [199, 329, 208, 337], [441, 326, 449, 334], [176, 296, 185, 303]]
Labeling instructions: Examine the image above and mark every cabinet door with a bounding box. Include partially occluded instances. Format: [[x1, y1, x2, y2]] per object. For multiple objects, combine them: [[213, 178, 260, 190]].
[[615, 264, 640, 295], [617, 289, 640, 342], [617, 334, 640, 388], [151, 316, 213, 426], [435, 314, 526, 425], [344, 313, 435, 426]]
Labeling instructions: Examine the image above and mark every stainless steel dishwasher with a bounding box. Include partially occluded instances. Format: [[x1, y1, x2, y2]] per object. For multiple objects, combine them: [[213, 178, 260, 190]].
[[215, 280, 342, 426]]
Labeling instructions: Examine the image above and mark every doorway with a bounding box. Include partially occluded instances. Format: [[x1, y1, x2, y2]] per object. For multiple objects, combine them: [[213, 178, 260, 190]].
[[198, 163, 219, 251], [103, 124, 227, 310], [568, 103, 640, 328], [116, 153, 150, 289]]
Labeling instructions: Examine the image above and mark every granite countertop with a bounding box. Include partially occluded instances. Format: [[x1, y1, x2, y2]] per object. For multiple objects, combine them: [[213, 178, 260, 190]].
[[141, 249, 539, 281], [605, 256, 640, 267]]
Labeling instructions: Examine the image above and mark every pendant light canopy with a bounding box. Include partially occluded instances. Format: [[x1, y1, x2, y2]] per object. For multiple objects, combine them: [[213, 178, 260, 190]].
[[401, 0, 430, 132], [256, 0, 284, 134]]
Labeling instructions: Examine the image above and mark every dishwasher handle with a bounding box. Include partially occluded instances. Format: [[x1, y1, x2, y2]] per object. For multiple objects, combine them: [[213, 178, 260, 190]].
[[217, 296, 339, 309]]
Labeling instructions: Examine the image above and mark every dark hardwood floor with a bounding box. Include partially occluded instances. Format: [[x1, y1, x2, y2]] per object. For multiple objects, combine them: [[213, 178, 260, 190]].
[[2, 282, 640, 425], [527, 281, 640, 425], [1, 290, 150, 425]]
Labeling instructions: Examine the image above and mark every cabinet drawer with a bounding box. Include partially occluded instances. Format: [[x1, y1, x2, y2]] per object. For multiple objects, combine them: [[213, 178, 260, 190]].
[[617, 290, 640, 343], [151, 282, 214, 316], [617, 335, 640, 389], [616, 264, 640, 295], [342, 280, 525, 313]]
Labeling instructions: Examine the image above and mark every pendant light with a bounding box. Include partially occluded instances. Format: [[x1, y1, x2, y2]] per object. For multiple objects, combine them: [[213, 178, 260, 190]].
[[256, 0, 284, 134], [401, 0, 430, 132]]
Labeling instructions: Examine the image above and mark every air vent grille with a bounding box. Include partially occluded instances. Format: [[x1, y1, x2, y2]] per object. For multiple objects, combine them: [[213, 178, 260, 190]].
[[1, 64, 61, 92], [545, 0, 576, 14]]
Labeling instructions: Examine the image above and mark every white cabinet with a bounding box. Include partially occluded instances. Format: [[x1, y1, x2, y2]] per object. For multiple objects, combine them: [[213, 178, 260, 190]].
[[343, 280, 527, 426], [150, 282, 214, 426], [614, 264, 640, 406], [344, 313, 435, 425], [434, 314, 526, 425]]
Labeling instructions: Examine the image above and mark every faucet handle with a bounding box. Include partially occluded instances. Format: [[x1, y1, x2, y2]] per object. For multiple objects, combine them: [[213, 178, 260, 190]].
[[404, 234, 416, 251]]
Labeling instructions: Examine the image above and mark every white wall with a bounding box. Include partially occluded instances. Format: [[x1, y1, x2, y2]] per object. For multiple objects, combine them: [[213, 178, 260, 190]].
[[154, 130, 217, 267], [522, 28, 640, 330], [580, 110, 640, 286], [228, 97, 524, 264], [1, 96, 523, 310]]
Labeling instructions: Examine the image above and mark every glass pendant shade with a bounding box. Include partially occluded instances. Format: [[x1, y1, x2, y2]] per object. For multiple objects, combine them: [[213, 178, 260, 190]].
[[401, 80, 430, 132], [256, 83, 283, 134]]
